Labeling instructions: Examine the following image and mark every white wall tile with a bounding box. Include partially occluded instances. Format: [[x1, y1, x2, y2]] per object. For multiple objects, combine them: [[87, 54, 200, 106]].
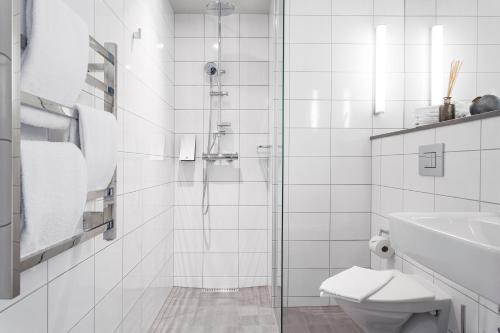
[[478, 0, 500, 15], [240, 38, 268, 61], [381, 155, 404, 188], [331, 213, 371, 240], [289, 44, 332, 72], [203, 253, 238, 276], [331, 101, 372, 129], [331, 185, 371, 212], [481, 117, 500, 150], [330, 241, 370, 268], [289, 16, 331, 43], [239, 230, 268, 253], [435, 151, 481, 200], [405, 0, 436, 16], [240, 14, 268, 37], [288, 269, 330, 297], [95, 282, 123, 333], [175, 14, 204, 37], [375, 0, 404, 16], [289, 72, 332, 100], [333, 0, 373, 15], [48, 259, 94, 333], [481, 150, 500, 204], [437, 0, 477, 16], [289, 129, 330, 156], [290, 0, 331, 15], [435, 195, 480, 212], [332, 16, 373, 44], [239, 206, 268, 229], [331, 157, 371, 184], [478, 17, 500, 44], [0, 287, 47, 333], [436, 122, 481, 152], [288, 213, 330, 241], [175, 38, 204, 61], [331, 129, 372, 157], [289, 157, 330, 184], [289, 241, 330, 269], [403, 154, 434, 193], [239, 253, 268, 277], [289, 185, 330, 212], [205, 14, 239, 37]]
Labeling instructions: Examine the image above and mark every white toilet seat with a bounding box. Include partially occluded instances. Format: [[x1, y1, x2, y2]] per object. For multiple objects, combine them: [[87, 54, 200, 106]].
[[325, 269, 452, 333], [349, 271, 451, 314]]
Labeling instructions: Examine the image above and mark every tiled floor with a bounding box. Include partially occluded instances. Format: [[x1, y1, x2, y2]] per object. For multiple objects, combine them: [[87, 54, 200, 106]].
[[150, 286, 279, 333], [151, 287, 361, 333], [283, 306, 363, 333]]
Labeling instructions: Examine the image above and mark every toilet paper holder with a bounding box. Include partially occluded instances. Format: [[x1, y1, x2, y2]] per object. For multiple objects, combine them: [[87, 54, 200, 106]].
[[378, 229, 390, 237]]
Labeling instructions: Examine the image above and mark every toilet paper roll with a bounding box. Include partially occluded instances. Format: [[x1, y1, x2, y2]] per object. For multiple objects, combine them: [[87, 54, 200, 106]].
[[369, 235, 395, 259]]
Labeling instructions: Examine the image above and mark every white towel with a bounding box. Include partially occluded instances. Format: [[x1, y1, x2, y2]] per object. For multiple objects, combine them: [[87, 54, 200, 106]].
[[20, 105, 71, 130], [20, 140, 88, 257], [76, 104, 118, 192], [319, 266, 394, 303], [22, 0, 89, 106]]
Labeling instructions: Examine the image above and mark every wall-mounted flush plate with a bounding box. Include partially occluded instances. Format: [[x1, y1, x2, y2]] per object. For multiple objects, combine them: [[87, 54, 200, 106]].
[[419, 143, 444, 177]]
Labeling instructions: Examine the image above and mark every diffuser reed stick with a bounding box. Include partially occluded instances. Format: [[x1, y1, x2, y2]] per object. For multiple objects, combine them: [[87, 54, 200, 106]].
[[446, 59, 462, 98]]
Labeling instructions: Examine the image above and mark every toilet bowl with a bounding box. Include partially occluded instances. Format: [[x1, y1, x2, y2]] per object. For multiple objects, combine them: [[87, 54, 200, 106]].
[[325, 270, 451, 333]]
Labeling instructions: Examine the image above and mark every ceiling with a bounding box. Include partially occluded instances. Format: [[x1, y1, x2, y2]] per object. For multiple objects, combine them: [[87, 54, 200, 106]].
[[169, 0, 271, 14]]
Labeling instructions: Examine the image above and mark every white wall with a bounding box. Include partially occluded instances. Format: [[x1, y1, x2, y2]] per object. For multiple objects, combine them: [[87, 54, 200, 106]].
[[0, 0, 176, 332], [371, 117, 500, 332], [283, 0, 500, 307], [173, 13, 271, 289]]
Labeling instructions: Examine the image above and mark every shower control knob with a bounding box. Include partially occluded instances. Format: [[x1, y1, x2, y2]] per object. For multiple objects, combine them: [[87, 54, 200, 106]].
[[205, 62, 218, 76]]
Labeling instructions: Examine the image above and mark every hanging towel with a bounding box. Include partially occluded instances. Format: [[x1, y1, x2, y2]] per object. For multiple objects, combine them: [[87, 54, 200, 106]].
[[20, 105, 71, 130], [20, 140, 88, 257], [76, 104, 118, 192], [21, 0, 89, 106], [319, 266, 394, 303]]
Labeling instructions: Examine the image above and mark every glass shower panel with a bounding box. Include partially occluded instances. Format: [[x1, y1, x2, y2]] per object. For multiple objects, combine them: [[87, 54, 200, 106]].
[[270, 0, 285, 331]]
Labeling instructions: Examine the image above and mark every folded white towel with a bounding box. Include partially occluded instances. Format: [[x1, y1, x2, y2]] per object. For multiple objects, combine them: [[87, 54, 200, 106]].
[[22, 0, 89, 106], [20, 105, 71, 130], [20, 140, 87, 257], [319, 266, 394, 303], [76, 104, 118, 192]]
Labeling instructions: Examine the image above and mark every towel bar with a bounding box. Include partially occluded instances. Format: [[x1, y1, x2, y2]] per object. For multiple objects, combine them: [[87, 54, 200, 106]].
[[0, 9, 118, 298]]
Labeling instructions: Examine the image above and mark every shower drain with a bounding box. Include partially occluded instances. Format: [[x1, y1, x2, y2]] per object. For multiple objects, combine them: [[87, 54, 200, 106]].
[[202, 288, 240, 293]]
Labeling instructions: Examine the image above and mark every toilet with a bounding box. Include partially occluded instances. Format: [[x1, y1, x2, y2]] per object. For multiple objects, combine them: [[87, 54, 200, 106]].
[[323, 270, 451, 333]]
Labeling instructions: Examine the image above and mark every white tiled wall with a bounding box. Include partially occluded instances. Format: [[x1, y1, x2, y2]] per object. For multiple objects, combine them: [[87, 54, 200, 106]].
[[372, 116, 500, 332], [283, 0, 500, 309], [0, 0, 176, 332], [173, 13, 271, 288]]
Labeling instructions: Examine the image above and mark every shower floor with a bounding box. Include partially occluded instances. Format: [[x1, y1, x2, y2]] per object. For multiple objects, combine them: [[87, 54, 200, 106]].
[[150, 286, 279, 333], [150, 287, 361, 333]]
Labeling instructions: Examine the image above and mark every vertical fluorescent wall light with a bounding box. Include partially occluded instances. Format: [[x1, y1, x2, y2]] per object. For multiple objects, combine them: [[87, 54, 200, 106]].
[[375, 25, 387, 114], [431, 25, 444, 106]]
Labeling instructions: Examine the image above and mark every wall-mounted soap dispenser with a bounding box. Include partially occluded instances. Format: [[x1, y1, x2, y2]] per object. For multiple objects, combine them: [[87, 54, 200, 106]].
[[179, 135, 196, 161]]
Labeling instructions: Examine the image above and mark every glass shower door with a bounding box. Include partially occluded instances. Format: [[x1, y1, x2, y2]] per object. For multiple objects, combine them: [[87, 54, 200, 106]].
[[270, 0, 285, 331]]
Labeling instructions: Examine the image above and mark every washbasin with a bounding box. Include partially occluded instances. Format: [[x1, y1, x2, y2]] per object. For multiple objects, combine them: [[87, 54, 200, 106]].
[[389, 212, 500, 305]]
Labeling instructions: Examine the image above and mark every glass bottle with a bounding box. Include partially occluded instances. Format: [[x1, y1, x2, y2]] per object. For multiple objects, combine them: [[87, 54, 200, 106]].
[[439, 97, 455, 122]]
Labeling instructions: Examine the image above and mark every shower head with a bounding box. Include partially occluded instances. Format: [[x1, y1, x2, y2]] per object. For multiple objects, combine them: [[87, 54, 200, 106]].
[[206, 1, 235, 16]]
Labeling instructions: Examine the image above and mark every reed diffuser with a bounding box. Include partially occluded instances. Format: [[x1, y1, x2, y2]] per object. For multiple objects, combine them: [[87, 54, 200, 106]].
[[439, 60, 463, 122]]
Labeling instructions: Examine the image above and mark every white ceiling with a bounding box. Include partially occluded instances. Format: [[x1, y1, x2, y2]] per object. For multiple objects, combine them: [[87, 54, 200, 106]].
[[169, 0, 271, 14]]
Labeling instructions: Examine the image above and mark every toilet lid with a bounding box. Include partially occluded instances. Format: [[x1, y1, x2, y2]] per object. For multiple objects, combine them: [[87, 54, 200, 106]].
[[367, 272, 435, 303]]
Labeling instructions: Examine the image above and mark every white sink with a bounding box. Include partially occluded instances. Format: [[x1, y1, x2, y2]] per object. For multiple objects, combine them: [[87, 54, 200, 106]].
[[389, 212, 500, 304]]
